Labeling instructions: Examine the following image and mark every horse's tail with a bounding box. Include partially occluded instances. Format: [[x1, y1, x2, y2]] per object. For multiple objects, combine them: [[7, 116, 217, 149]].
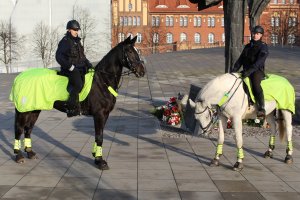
[[277, 110, 286, 142]]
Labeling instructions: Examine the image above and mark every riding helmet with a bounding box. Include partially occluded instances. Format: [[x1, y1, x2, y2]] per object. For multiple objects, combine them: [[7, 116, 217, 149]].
[[252, 25, 264, 34], [66, 20, 81, 30]]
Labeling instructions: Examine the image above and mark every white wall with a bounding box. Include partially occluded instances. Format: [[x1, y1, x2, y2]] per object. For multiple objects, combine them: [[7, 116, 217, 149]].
[[0, 0, 111, 73]]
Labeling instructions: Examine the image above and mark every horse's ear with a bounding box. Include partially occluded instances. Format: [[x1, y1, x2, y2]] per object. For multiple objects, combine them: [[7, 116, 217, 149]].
[[123, 36, 131, 44], [189, 99, 196, 108], [130, 36, 137, 44]]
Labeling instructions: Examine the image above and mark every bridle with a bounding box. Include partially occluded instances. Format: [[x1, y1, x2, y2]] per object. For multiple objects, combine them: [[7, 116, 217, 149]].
[[194, 103, 217, 134], [121, 45, 144, 76]]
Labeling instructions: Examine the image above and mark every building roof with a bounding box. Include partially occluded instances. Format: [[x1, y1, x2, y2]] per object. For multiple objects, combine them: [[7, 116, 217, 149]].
[[149, 0, 223, 14]]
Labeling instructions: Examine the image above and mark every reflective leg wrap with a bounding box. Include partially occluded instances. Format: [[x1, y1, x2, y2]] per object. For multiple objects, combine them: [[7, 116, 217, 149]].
[[95, 146, 103, 157], [24, 138, 32, 148], [269, 135, 275, 151], [92, 142, 97, 155], [14, 139, 21, 153], [237, 147, 244, 162], [215, 144, 223, 159], [286, 140, 293, 155]]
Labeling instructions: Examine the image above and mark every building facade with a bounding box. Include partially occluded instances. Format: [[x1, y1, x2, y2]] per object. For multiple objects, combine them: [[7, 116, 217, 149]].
[[260, 0, 300, 46]]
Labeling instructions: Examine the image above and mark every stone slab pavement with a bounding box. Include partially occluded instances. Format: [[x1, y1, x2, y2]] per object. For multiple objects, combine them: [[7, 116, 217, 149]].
[[0, 47, 300, 200]]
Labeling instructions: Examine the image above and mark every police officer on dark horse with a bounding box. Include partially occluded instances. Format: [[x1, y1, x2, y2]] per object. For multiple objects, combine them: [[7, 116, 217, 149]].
[[56, 20, 93, 117], [231, 25, 269, 119]]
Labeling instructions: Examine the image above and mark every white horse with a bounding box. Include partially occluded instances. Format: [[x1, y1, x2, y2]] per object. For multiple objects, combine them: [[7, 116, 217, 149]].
[[189, 73, 294, 171]]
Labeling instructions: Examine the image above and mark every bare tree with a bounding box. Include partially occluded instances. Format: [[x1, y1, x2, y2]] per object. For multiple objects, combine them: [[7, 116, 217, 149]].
[[32, 21, 59, 68], [72, 5, 97, 56], [0, 20, 23, 73], [142, 26, 168, 55]]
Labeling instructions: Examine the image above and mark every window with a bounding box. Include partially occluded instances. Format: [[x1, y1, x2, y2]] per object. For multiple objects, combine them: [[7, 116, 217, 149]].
[[271, 17, 275, 27], [222, 33, 225, 43], [127, 32, 133, 38], [194, 33, 201, 43], [184, 16, 188, 27], [290, 0, 294, 4], [118, 33, 125, 42], [153, 33, 159, 43], [128, 16, 132, 26], [124, 16, 128, 26], [288, 34, 295, 44], [207, 17, 211, 27], [208, 33, 214, 44], [282, 0, 286, 4], [156, 16, 160, 26], [166, 33, 173, 43], [119, 17, 123, 26], [166, 16, 170, 26], [133, 17, 137, 26], [180, 33, 187, 42], [180, 16, 184, 26], [194, 17, 201, 27], [137, 17, 141, 26], [152, 16, 156, 26], [211, 17, 215, 27], [169, 16, 174, 26], [292, 17, 297, 26], [275, 17, 280, 26], [288, 17, 292, 27], [273, 0, 278, 4], [197, 17, 202, 27], [137, 33, 142, 43], [271, 33, 278, 44], [221, 17, 224, 27]]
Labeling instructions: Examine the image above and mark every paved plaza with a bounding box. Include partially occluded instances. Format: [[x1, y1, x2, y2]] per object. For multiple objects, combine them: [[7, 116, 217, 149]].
[[1, 47, 300, 200]]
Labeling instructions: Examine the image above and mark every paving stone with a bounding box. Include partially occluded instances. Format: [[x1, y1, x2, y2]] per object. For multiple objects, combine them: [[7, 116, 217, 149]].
[[214, 180, 257, 192], [221, 192, 266, 200]]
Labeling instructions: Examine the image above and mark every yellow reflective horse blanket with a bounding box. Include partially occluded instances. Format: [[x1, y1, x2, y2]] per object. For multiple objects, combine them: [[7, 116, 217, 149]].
[[9, 68, 94, 112], [244, 74, 295, 114]]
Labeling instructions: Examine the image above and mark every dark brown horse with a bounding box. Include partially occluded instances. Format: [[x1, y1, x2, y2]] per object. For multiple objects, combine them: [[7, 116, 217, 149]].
[[13, 36, 145, 170]]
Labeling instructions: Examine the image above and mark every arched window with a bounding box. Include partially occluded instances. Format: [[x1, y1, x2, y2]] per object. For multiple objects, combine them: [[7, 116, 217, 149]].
[[118, 33, 125, 42], [184, 16, 188, 26], [153, 33, 159, 43], [207, 17, 211, 27], [137, 33, 142, 43], [124, 16, 128, 26], [169, 16, 174, 26], [288, 34, 295, 44], [208, 33, 214, 44], [180, 16, 184, 26], [166, 33, 173, 43], [180, 33, 187, 42], [137, 16, 141, 26], [194, 33, 201, 43], [194, 17, 197, 27], [166, 16, 170, 26], [197, 17, 202, 27], [128, 16, 132, 26], [133, 17, 137, 26]]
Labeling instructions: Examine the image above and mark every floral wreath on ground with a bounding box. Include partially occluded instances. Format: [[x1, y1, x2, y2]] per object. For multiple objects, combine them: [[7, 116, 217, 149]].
[[151, 96, 184, 126]]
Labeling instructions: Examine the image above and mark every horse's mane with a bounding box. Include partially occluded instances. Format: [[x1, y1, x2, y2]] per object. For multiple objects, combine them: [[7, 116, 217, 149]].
[[198, 73, 239, 102]]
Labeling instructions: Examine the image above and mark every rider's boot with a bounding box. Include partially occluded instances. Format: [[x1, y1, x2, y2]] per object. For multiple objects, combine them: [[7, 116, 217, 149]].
[[256, 92, 265, 119], [66, 92, 80, 117]]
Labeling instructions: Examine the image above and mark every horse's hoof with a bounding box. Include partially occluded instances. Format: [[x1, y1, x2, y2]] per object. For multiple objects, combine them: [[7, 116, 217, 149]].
[[27, 151, 38, 159], [233, 162, 243, 171], [16, 153, 25, 163], [264, 150, 273, 158], [210, 158, 220, 166], [95, 158, 109, 170], [285, 155, 293, 164]]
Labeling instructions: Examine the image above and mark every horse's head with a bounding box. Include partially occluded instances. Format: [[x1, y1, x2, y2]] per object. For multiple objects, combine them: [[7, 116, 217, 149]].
[[189, 99, 215, 136], [121, 36, 145, 78]]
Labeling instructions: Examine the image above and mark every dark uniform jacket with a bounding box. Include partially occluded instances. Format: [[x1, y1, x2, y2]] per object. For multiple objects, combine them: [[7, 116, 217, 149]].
[[231, 39, 268, 77], [56, 32, 91, 74]]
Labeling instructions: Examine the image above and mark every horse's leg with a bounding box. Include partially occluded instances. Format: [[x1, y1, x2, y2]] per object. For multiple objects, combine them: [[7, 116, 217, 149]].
[[92, 113, 109, 170], [282, 110, 293, 164], [211, 115, 227, 166], [264, 111, 276, 158], [232, 116, 244, 171], [14, 110, 25, 163], [24, 111, 40, 159]]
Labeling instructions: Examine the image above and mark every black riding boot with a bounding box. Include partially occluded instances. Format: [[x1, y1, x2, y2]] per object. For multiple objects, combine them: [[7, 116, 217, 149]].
[[66, 92, 80, 117], [256, 92, 265, 118]]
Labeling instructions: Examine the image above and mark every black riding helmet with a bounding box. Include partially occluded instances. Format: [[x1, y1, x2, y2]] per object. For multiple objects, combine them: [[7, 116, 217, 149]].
[[66, 20, 81, 30], [252, 25, 264, 34]]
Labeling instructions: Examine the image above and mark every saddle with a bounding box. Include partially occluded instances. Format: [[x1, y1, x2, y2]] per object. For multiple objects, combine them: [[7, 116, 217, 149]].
[[10, 68, 94, 112]]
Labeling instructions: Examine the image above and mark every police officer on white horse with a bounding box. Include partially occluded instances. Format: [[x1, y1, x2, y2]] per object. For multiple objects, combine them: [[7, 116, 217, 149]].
[[230, 25, 269, 118]]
